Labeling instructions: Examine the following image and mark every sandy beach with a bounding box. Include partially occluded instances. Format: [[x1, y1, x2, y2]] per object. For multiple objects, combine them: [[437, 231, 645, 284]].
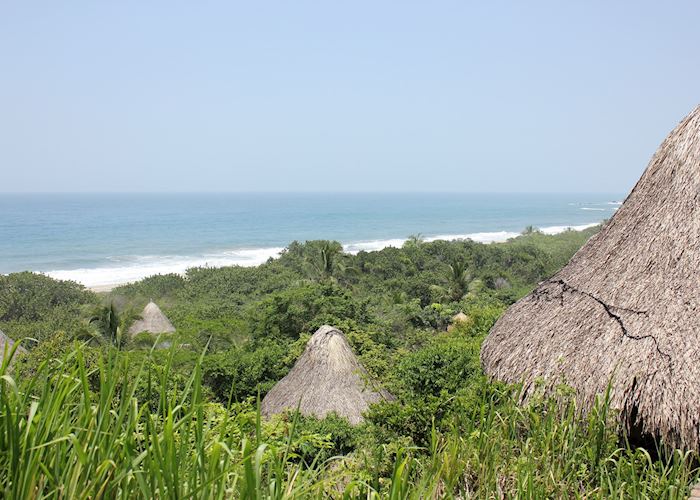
[[88, 284, 119, 293]]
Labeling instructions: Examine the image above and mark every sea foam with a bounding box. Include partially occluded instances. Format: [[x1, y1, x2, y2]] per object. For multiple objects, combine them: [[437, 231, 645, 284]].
[[45, 223, 601, 288], [46, 247, 284, 288], [343, 223, 599, 255]]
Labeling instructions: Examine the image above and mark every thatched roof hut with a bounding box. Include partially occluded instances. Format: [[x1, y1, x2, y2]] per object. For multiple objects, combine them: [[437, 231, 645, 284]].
[[0, 330, 26, 364], [481, 105, 700, 451], [261, 325, 394, 425], [128, 301, 176, 336], [448, 312, 469, 331], [452, 312, 468, 323]]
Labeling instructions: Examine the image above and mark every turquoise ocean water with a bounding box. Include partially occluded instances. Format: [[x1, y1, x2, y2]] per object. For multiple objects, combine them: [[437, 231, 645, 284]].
[[0, 193, 623, 287]]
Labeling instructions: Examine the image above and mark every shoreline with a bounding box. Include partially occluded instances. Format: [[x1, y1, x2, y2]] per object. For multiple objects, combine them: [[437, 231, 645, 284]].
[[88, 283, 123, 293], [55, 222, 602, 292]]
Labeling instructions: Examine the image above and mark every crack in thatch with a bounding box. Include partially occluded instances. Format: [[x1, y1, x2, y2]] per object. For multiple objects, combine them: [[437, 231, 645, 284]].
[[535, 279, 673, 369]]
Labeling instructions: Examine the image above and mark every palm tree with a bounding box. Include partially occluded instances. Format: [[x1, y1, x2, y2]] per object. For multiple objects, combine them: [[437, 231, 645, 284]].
[[404, 233, 424, 248], [86, 302, 125, 349], [430, 258, 473, 303], [306, 241, 343, 281], [447, 258, 471, 302]]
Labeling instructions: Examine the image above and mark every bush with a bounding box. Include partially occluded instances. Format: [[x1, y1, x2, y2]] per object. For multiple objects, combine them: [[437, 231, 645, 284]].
[[394, 336, 480, 398], [111, 273, 186, 302], [293, 413, 361, 463], [247, 282, 371, 341], [365, 398, 442, 447], [203, 341, 294, 402], [0, 272, 94, 322]]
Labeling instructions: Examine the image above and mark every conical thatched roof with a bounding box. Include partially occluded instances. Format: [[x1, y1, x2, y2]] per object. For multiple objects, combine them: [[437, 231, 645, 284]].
[[128, 301, 176, 336], [481, 105, 700, 451], [261, 325, 394, 425], [0, 330, 26, 363], [452, 312, 468, 323], [448, 312, 469, 331]]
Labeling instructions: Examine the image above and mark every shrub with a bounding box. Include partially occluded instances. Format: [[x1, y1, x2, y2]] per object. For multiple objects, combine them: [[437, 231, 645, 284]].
[[202, 341, 293, 402], [0, 272, 94, 322], [394, 336, 480, 398]]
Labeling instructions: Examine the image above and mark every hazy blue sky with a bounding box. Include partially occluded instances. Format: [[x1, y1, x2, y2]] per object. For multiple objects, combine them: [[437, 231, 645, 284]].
[[1, 2, 698, 193]]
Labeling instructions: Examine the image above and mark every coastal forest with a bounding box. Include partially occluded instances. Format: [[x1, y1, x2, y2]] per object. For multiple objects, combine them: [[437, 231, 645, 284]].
[[1, 226, 697, 498]]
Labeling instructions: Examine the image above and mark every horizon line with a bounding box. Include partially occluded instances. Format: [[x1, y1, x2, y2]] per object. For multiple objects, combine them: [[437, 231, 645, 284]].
[[0, 190, 627, 195]]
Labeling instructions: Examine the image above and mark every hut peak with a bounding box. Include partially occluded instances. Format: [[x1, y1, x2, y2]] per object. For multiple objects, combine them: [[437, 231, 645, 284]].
[[261, 325, 394, 425], [128, 301, 176, 336]]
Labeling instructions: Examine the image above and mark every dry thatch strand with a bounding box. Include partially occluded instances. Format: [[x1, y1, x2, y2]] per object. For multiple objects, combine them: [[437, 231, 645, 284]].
[[481, 104, 700, 452], [128, 301, 176, 336], [261, 325, 394, 425]]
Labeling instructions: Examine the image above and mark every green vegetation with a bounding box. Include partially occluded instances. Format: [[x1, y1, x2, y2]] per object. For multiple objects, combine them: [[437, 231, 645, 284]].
[[1, 225, 698, 497]]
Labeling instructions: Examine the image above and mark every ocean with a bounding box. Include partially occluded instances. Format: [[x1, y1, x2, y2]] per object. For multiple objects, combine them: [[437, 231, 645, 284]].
[[0, 193, 623, 288]]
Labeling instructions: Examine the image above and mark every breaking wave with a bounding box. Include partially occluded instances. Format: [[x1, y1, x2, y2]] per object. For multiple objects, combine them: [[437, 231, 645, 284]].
[[46, 223, 601, 288]]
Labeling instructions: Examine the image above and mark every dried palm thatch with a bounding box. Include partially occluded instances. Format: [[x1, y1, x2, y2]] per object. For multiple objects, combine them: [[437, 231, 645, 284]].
[[448, 312, 469, 331], [128, 301, 176, 336], [452, 312, 468, 323], [261, 325, 394, 425], [481, 105, 700, 451], [0, 330, 26, 364]]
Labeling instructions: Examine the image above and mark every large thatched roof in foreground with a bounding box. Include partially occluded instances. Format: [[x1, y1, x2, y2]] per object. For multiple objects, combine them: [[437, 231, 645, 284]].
[[261, 325, 394, 425], [481, 105, 700, 451], [128, 301, 176, 336]]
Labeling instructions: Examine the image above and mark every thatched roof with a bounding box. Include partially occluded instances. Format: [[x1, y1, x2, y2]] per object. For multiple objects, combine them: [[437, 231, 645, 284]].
[[481, 104, 700, 451], [452, 312, 468, 323], [448, 312, 469, 331], [261, 325, 394, 425], [0, 330, 26, 364], [128, 301, 176, 336]]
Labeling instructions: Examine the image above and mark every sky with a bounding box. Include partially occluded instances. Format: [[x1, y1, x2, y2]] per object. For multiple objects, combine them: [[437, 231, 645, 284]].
[[0, 1, 698, 193]]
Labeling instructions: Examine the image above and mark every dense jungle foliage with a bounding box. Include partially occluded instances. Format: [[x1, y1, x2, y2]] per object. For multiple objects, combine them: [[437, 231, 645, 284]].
[[1, 225, 698, 497]]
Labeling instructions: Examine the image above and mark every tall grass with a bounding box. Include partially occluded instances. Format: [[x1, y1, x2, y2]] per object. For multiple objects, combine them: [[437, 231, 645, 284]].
[[0, 344, 321, 498], [418, 383, 698, 498], [0, 344, 697, 498]]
